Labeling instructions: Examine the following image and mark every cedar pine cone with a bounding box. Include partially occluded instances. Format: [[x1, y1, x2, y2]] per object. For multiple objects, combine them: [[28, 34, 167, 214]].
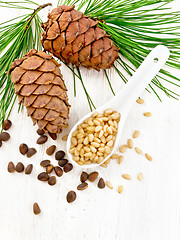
[[10, 49, 70, 134], [41, 5, 119, 71]]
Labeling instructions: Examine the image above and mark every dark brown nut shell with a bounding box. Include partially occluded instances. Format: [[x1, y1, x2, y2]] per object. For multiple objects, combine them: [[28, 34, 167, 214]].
[[8, 162, 15, 173], [63, 163, 73, 173], [67, 191, 76, 203], [54, 166, 63, 177], [3, 119, 12, 130], [46, 164, 54, 174], [88, 172, 98, 182], [98, 178, 105, 189], [27, 148, 37, 158], [55, 150, 65, 160], [37, 172, 49, 181], [46, 145, 56, 155], [16, 162, 24, 173], [48, 176, 56, 186], [40, 160, 51, 167], [58, 159, 68, 167], [77, 182, 88, 191], [25, 164, 33, 174], [0, 132, 10, 141], [19, 143, 28, 155], [37, 135, 48, 144], [33, 202, 41, 215], [80, 171, 89, 182]]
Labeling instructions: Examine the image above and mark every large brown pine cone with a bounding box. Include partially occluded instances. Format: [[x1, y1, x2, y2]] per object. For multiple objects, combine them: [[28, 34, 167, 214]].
[[10, 49, 70, 133], [41, 5, 119, 71]]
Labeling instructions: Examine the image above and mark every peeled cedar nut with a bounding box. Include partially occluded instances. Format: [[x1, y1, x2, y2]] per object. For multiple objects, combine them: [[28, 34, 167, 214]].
[[3, 119, 12, 130], [36, 135, 48, 144], [48, 176, 56, 186], [38, 172, 49, 181], [25, 164, 33, 174], [58, 159, 68, 167], [19, 143, 28, 155], [67, 191, 76, 203], [98, 178, 105, 189], [8, 162, 15, 173], [46, 145, 56, 155], [48, 132, 57, 140], [40, 160, 50, 167], [27, 148, 37, 158], [37, 129, 45, 136], [0, 132, 10, 141], [64, 163, 73, 173], [55, 150, 65, 160], [77, 182, 88, 191], [54, 166, 63, 177], [88, 172, 98, 182], [33, 202, 41, 215], [16, 162, 24, 173], [46, 164, 54, 174], [80, 171, 88, 182]]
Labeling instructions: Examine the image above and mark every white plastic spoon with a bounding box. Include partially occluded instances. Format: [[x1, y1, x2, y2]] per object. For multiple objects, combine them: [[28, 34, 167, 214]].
[[67, 45, 170, 168]]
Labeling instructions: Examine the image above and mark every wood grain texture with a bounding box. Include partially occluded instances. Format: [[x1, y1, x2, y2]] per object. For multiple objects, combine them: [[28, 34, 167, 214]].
[[0, 1, 180, 240]]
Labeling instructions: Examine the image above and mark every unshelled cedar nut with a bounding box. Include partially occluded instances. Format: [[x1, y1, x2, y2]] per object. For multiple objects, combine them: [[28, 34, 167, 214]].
[[37, 172, 49, 181], [48, 176, 56, 186], [58, 159, 68, 167], [46, 145, 56, 156], [98, 178, 105, 189], [0, 132, 10, 141], [3, 119, 12, 130], [80, 171, 88, 182], [40, 160, 50, 167], [37, 129, 45, 136], [63, 163, 73, 173], [27, 148, 37, 158], [36, 135, 48, 144], [77, 182, 88, 191], [25, 164, 33, 175], [8, 162, 15, 173], [15, 162, 24, 173], [66, 191, 76, 203], [33, 202, 41, 215], [48, 132, 57, 140], [88, 172, 98, 182], [54, 166, 63, 177], [55, 150, 65, 160], [19, 143, 28, 155], [46, 165, 54, 174]]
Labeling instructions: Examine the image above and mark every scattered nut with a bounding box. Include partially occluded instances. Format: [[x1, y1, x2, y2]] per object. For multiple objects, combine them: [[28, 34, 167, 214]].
[[27, 148, 37, 158], [36, 135, 48, 144], [136, 98, 144, 104], [118, 185, 123, 194], [135, 147, 143, 154], [0, 132, 10, 141], [46, 165, 54, 174], [40, 160, 51, 167], [15, 162, 24, 173], [25, 164, 33, 175], [119, 145, 128, 153], [137, 172, 143, 181], [98, 178, 105, 189], [8, 162, 15, 173], [145, 153, 152, 161], [19, 143, 28, 155], [80, 171, 89, 182], [122, 174, 131, 180], [37, 172, 49, 181], [118, 155, 124, 164], [144, 112, 152, 117], [54, 166, 63, 177], [58, 159, 68, 167], [46, 145, 56, 156], [67, 191, 76, 203], [33, 202, 41, 215], [63, 163, 73, 173], [48, 176, 56, 186], [3, 119, 12, 130], [48, 132, 57, 140], [77, 182, 88, 191], [133, 130, 140, 138], [55, 150, 65, 160], [36, 129, 44, 136], [106, 181, 113, 189], [127, 139, 133, 149], [88, 172, 98, 182]]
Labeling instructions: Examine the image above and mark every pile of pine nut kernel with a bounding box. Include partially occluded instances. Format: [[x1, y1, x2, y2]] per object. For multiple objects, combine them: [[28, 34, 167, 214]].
[[69, 109, 121, 165]]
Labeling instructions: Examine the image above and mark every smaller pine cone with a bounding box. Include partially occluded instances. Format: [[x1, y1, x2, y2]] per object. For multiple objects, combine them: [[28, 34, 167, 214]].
[[10, 49, 70, 134], [41, 5, 119, 71]]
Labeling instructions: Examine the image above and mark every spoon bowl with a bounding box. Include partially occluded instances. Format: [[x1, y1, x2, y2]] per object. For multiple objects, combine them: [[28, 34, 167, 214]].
[[67, 45, 170, 168]]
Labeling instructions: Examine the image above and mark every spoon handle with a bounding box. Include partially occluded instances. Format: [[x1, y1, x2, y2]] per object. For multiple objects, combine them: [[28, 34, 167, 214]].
[[108, 45, 170, 113]]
